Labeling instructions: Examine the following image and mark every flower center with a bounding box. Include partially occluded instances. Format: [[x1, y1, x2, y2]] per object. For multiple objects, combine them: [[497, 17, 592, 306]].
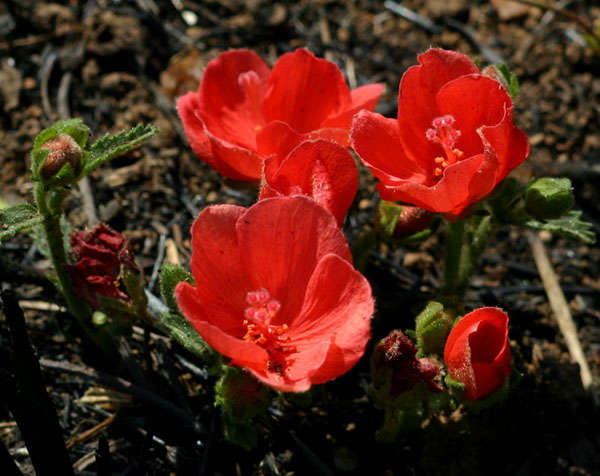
[[242, 287, 294, 376], [425, 115, 464, 178]]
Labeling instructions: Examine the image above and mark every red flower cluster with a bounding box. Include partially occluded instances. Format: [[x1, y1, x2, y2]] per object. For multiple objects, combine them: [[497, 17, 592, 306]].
[[178, 48, 382, 181], [66, 223, 138, 307], [373, 330, 442, 395], [175, 196, 373, 392], [444, 307, 511, 401], [351, 49, 529, 218]]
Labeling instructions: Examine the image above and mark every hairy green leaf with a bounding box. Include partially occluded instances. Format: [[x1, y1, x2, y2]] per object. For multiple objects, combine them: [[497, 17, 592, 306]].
[[160, 312, 212, 358], [160, 263, 194, 312], [526, 211, 596, 244], [0, 204, 38, 226], [0, 216, 44, 242], [83, 124, 158, 176]]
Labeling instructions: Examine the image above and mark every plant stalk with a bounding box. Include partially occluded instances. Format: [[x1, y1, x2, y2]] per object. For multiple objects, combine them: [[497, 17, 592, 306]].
[[34, 184, 117, 358]]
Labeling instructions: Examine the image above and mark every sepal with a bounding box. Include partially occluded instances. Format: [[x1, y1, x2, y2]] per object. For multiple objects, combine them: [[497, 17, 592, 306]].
[[159, 263, 194, 312], [414, 301, 452, 355]]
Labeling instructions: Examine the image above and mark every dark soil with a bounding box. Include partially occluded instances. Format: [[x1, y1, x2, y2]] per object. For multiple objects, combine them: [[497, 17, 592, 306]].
[[1, 0, 600, 475]]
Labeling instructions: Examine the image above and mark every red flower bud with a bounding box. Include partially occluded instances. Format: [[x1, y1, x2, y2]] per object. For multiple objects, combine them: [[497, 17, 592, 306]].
[[41, 133, 82, 179], [66, 223, 138, 307], [444, 307, 511, 401], [373, 330, 442, 395], [393, 206, 433, 237]]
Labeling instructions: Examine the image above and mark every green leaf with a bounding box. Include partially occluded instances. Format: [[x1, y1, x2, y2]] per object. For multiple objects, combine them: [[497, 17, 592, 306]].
[[0, 204, 43, 242], [31, 119, 90, 180], [496, 63, 519, 99], [0, 204, 38, 226], [0, 216, 44, 242], [414, 301, 451, 355], [159, 263, 194, 312], [160, 312, 212, 358], [83, 124, 158, 176], [526, 211, 596, 244]]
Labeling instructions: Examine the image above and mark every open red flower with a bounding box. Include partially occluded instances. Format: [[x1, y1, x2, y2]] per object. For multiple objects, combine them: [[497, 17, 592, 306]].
[[175, 196, 373, 392], [66, 223, 138, 307], [444, 307, 511, 401], [351, 48, 529, 218], [259, 140, 358, 227], [177, 48, 383, 181]]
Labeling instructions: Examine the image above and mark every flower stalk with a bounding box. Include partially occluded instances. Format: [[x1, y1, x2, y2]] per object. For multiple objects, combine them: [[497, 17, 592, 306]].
[[34, 181, 118, 359]]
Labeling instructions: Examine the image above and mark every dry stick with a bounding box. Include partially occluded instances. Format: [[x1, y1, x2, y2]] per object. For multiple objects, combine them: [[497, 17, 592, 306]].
[[65, 413, 117, 449], [527, 231, 594, 390], [0, 290, 74, 476]]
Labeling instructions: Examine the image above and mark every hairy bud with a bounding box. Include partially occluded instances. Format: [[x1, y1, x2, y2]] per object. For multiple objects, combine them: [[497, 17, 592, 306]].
[[41, 133, 82, 179]]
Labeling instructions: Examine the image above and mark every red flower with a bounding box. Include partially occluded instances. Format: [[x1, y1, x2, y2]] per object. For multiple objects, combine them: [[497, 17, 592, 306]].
[[177, 48, 383, 181], [175, 196, 373, 392], [259, 140, 358, 227], [444, 307, 511, 401], [66, 223, 138, 306], [351, 48, 529, 218]]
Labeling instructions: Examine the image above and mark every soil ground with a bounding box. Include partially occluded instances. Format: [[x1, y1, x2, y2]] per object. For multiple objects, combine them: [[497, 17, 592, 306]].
[[1, 0, 600, 475]]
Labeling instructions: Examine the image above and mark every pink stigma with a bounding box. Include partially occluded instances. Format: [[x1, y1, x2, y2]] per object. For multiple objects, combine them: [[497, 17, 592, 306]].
[[425, 114, 464, 178], [242, 287, 294, 376]]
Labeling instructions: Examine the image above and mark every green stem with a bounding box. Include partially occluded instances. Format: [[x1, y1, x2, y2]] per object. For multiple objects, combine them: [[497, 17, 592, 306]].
[[441, 219, 465, 304], [34, 184, 117, 358]]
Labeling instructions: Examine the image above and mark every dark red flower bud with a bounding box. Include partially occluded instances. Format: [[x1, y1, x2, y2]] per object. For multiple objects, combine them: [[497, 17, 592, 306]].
[[41, 133, 82, 179], [66, 223, 138, 307], [373, 330, 442, 395], [394, 206, 434, 237]]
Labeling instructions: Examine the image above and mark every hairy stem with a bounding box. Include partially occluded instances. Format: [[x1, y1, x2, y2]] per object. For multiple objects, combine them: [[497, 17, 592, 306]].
[[34, 184, 117, 358]]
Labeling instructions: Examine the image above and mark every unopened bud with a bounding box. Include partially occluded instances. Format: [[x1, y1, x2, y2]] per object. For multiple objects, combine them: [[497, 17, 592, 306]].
[[41, 133, 82, 179], [525, 177, 574, 220], [371, 330, 442, 397], [377, 201, 433, 239]]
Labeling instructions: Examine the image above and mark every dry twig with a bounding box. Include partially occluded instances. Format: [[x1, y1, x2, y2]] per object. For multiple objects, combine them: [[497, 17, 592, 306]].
[[527, 231, 594, 391]]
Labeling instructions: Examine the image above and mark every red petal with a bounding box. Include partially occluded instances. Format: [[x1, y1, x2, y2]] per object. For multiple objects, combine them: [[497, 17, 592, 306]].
[[236, 196, 351, 324], [202, 124, 264, 180], [436, 74, 512, 159], [376, 151, 498, 216], [178, 93, 263, 180], [470, 362, 505, 400], [198, 50, 270, 150], [262, 48, 351, 133], [397, 49, 479, 166], [176, 281, 268, 366], [291, 254, 373, 384], [479, 108, 530, 182], [351, 110, 429, 184], [257, 120, 350, 159], [322, 83, 384, 130], [185, 204, 249, 333], [262, 140, 358, 226], [177, 91, 212, 164], [244, 365, 314, 393]]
